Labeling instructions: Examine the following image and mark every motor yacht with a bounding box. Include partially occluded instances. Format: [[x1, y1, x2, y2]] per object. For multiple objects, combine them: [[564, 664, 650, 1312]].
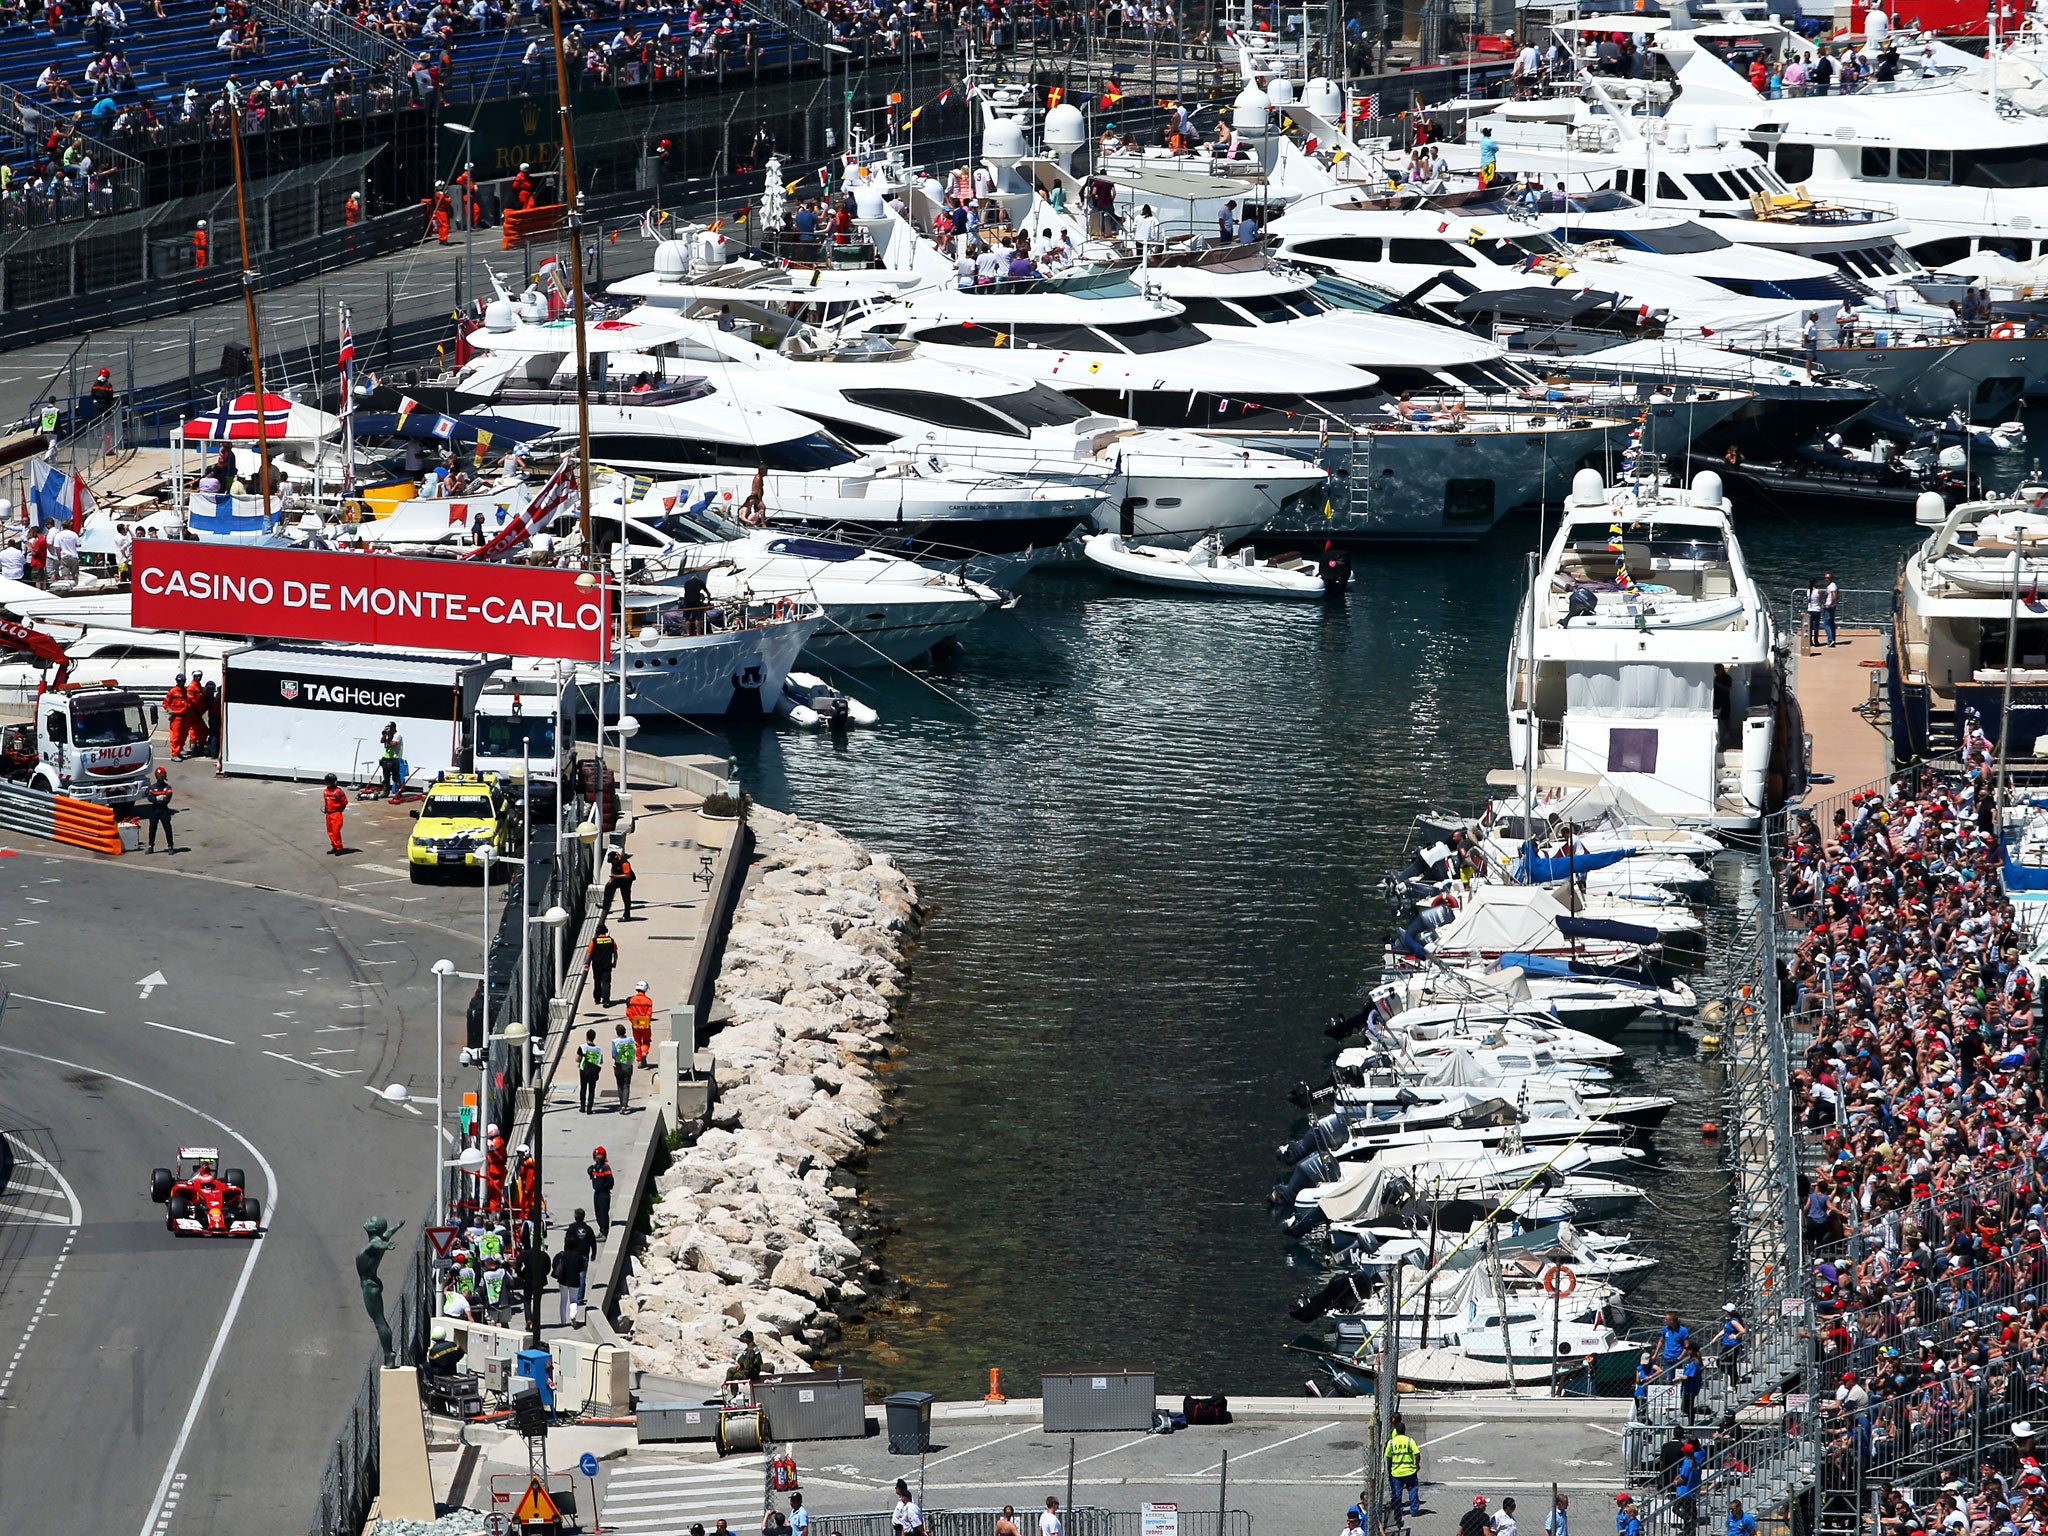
[[1509, 466, 1788, 828], [607, 590, 824, 719], [605, 261, 1327, 548], [378, 302, 1110, 556], [1890, 494, 2048, 763]]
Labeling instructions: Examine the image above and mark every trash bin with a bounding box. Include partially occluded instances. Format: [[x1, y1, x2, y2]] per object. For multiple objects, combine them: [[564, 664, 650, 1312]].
[[883, 1390, 935, 1454]]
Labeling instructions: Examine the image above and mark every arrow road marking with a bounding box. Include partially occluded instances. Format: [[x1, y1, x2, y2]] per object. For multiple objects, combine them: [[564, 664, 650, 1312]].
[[262, 1051, 349, 1078], [137, 971, 167, 1000]]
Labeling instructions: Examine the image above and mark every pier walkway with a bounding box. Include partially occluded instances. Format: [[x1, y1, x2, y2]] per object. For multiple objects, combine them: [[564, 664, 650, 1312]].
[[1789, 620, 1889, 793]]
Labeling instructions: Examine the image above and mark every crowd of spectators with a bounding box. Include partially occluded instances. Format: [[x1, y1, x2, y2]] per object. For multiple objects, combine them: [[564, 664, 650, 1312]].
[[1780, 734, 2048, 1509]]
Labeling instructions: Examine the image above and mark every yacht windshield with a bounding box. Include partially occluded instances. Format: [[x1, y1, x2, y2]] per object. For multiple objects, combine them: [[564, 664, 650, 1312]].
[[989, 384, 1093, 427], [758, 431, 862, 472], [656, 503, 751, 541], [1309, 275, 1398, 313], [1574, 221, 1733, 254], [1232, 290, 1324, 322], [1097, 316, 1206, 353]]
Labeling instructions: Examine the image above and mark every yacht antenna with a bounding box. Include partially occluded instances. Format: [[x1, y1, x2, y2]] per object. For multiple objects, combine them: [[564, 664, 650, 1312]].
[[547, 0, 594, 549], [1522, 548, 1539, 844]]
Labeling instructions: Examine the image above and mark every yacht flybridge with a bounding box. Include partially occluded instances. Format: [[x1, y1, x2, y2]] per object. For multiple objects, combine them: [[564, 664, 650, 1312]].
[[1507, 467, 1788, 829]]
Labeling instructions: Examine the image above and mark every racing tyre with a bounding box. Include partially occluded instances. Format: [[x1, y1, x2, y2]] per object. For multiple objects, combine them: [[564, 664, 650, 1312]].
[[150, 1167, 174, 1203], [409, 867, 426, 884], [221, 1167, 246, 1191], [238, 1197, 261, 1227], [167, 1194, 191, 1222]]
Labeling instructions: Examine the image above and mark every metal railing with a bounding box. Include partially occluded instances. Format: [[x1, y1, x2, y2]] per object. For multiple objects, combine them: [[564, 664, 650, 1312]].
[[825, 1514, 1250, 1536], [0, 81, 150, 206], [252, 0, 403, 74]]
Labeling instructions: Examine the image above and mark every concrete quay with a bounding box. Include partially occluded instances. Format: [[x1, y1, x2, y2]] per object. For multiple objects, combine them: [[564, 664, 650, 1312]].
[[435, 1392, 1638, 1536]]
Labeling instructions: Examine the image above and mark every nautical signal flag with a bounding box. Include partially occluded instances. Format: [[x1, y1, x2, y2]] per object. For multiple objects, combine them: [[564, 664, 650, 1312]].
[[1046, 85, 1063, 110], [1100, 80, 1123, 109], [396, 396, 419, 430]]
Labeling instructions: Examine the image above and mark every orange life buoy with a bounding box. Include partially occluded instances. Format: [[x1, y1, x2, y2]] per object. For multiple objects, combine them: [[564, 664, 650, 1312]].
[[1542, 1263, 1579, 1297], [1993, 322, 2018, 339], [775, 597, 795, 621]]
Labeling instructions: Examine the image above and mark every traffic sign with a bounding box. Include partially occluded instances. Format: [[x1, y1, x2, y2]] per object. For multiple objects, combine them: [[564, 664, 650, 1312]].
[[425, 1225, 462, 1259], [513, 1479, 560, 1523], [486, 1517, 508, 1536], [579, 1453, 600, 1479]]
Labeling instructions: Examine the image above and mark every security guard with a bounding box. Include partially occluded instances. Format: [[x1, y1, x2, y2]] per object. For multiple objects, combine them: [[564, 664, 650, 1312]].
[[607, 847, 636, 920], [587, 921, 617, 1006], [610, 1022, 635, 1113], [576, 1027, 605, 1114], [1384, 1421, 1422, 1517], [322, 771, 348, 854], [36, 398, 58, 438], [142, 766, 176, 853], [588, 1146, 615, 1237]]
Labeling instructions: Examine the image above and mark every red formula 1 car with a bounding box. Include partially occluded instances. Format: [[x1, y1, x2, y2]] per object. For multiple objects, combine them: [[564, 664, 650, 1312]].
[[149, 1147, 261, 1237]]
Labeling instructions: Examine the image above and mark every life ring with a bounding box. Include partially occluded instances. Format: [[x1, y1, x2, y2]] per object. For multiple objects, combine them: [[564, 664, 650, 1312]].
[[775, 597, 795, 621], [1542, 1263, 1578, 1297], [1993, 322, 2019, 339]]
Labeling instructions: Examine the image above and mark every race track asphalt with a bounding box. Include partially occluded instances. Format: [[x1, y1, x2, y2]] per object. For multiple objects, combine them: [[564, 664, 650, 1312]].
[[0, 842, 485, 1536]]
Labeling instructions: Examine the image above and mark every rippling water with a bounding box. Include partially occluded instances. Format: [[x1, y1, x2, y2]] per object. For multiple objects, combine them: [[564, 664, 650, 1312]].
[[658, 483, 1962, 1399]]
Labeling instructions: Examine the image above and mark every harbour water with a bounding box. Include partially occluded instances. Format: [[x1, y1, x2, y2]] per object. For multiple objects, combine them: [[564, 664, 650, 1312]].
[[669, 493, 1952, 1399]]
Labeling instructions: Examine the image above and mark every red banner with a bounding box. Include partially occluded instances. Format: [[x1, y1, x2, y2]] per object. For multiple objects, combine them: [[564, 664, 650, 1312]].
[[131, 542, 611, 662]]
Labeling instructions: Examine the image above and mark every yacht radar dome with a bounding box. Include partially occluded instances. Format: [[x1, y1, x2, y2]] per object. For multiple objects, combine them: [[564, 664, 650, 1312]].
[[653, 239, 688, 279], [1044, 102, 1086, 153], [1302, 77, 1342, 119], [1268, 75, 1296, 107], [1916, 491, 1949, 526], [483, 297, 519, 331], [1233, 82, 1273, 139], [1688, 471, 1727, 508], [1571, 468, 1607, 504]]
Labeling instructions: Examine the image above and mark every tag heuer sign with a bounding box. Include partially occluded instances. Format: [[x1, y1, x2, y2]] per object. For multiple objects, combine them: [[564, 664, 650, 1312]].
[[280, 679, 300, 701]]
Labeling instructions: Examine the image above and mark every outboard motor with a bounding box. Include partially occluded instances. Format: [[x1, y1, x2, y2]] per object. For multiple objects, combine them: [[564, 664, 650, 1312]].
[[1320, 546, 1352, 596], [1565, 586, 1598, 626], [1278, 1203, 1328, 1239], [1290, 1271, 1374, 1323], [1324, 1004, 1375, 1041], [1289, 1078, 1330, 1111], [1270, 1150, 1340, 1206], [1278, 1112, 1350, 1165]]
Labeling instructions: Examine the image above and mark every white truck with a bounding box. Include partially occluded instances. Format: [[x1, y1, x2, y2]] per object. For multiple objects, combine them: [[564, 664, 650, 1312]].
[[2, 683, 156, 809], [471, 668, 584, 805]]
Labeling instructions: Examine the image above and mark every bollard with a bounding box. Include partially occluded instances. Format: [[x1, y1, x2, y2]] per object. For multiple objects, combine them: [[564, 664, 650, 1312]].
[[984, 1367, 1006, 1403]]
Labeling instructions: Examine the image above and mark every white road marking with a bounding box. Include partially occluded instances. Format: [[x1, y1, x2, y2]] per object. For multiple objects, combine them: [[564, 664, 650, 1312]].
[[0, 1044, 277, 1536], [1422, 1424, 1486, 1449], [0, 1199, 70, 1224], [11, 993, 105, 1014], [147, 1022, 235, 1046], [262, 1050, 348, 1078], [1, 1137, 80, 1227], [354, 863, 407, 876], [921, 1424, 1041, 1468], [1030, 1432, 1157, 1477], [1195, 1421, 1341, 1476], [136, 970, 168, 1000], [22, 896, 46, 905]]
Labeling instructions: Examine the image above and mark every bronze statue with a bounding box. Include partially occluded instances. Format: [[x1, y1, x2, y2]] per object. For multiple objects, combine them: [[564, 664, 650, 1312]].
[[357, 1216, 405, 1367]]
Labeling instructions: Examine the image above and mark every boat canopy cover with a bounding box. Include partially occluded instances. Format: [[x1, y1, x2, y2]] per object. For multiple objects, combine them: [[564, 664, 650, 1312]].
[[1499, 951, 1665, 990], [1555, 913, 1662, 945], [1511, 842, 1635, 883], [1426, 887, 1586, 955], [348, 411, 556, 447], [2005, 845, 2048, 894]]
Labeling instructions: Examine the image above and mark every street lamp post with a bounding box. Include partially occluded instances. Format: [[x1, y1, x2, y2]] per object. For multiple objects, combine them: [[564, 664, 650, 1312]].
[[541, 904, 571, 1007], [431, 957, 456, 1228], [477, 842, 497, 1148], [442, 119, 479, 311]]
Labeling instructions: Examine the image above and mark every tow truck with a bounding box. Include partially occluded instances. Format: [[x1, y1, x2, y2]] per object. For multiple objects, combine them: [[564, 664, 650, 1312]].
[[0, 619, 154, 810]]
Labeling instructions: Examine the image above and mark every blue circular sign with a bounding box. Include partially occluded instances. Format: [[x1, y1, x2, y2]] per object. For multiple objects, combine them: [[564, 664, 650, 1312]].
[[580, 1453, 601, 1479]]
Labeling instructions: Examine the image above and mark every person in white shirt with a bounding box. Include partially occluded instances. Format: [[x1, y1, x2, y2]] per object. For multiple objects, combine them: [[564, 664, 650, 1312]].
[[1132, 203, 1164, 248], [1491, 1497, 1519, 1536], [50, 523, 79, 584], [1040, 1498, 1063, 1536], [0, 540, 23, 583], [975, 245, 1004, 284], [892, 1480, 924, 1536]]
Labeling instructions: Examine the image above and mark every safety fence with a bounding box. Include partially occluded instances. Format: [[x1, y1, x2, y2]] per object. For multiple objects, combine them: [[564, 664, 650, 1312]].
[[308, 1205, 433, 1536], [824, 1512, 1251, 1536]]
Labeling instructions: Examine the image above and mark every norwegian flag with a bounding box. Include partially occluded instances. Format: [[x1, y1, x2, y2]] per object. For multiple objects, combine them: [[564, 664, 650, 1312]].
[[337, 305, 355, 420], [179, 392, 295, 441], [462, 457, 577, 563]]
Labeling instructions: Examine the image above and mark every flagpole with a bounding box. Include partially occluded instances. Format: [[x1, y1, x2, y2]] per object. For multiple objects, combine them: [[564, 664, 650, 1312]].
[[548, 0, 594, 552], [224, 82, 275, 532], [340, 303, 356, 499]]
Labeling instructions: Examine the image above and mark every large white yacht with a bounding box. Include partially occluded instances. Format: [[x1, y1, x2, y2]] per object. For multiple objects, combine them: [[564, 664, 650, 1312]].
[[1890, 495, 2048, 763], [1507, 466, 1787, 829], [386, 304, 1111, 556], [594, 272, 1328, 549], [1650, 15, 2048, 266]]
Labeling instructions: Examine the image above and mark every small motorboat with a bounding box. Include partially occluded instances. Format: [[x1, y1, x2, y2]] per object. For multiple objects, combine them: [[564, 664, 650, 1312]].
[[777, 671, 879, 729], [1082, 533, 1339, 598]]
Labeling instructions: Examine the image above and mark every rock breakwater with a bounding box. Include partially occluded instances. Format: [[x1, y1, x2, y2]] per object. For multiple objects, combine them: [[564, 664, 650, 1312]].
[[617, 810, 920, 1380]]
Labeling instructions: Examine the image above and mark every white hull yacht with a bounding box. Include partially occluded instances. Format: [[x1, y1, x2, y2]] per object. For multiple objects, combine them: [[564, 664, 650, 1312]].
[[1508, 467, 1787, 829]]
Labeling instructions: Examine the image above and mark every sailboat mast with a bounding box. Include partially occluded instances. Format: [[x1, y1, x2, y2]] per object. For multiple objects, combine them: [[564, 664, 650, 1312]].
[[225, 85, 274, 529], [548, 0, 595, 550]]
